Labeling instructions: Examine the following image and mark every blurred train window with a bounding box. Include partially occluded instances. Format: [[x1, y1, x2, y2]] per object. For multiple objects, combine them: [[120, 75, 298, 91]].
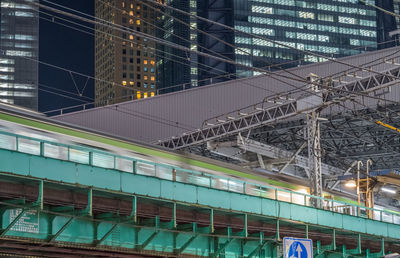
[[211, 178, 228, 191], [69, 148, 89, 164], [245, 184, 261, 196], [136, 162, 155, 176], [228, 180, 244, 193], [156, 166, 172, 180], [116, 157, 133, 173], [18, 138, 40, 155], [44, 143, 68, 160], [188, 174, 210, 187], [0, 134, 16, 150], [93, 153, 114, 169]]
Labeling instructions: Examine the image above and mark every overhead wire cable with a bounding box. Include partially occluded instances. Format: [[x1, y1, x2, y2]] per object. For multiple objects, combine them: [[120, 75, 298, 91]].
[[33, 0, 400, 122], [38, 10, 229, 78], [37, 10, 286, 98]]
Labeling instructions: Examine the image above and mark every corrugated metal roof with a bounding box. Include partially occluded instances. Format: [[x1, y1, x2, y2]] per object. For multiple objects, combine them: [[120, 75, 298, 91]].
[[53, 47, 400, 143]]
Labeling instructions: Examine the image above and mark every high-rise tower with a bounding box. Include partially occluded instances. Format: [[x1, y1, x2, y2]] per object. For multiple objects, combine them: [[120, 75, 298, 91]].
[[0, 0, 39, 110], [94, 0, 157, 107]]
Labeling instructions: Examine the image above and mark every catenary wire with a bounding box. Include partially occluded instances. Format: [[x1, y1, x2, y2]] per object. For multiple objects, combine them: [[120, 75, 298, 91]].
[[36, 0, 400, 107], [30, 0, 400, 126]]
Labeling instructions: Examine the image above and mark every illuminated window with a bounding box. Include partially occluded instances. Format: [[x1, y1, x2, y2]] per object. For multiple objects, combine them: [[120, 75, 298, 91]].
[[130, 3, 134, 9], [298, 11, 315, 19], [122, 81, 127, 86], [137, 91, 141, 99], [252, 6, 273, 14], [137, 4, 141, 10], [144, 92, 148, 98], [150, 92, 155, 97], [129, 19, 134, 24], [136, 20, 141, 25], [144, 75, 148, 80], [122, 2, 125, 7], [150, 76, 155, 81], [129, 81, 134, 86], [150, 60, 155, 65], [129, 35, 134, 40], [144, 60, 148, 65], [129, 11, 133, 16]]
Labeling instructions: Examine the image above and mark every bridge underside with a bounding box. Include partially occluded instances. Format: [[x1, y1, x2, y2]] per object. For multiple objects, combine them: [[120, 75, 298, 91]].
[[0, 174, 396, 258]]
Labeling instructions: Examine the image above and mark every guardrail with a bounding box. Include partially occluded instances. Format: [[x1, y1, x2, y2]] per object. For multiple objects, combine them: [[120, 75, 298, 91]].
[[0, 130, 399, 224]]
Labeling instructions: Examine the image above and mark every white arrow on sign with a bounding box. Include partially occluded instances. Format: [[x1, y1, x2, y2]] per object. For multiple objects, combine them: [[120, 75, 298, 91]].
[[296, 244, 302, 257]]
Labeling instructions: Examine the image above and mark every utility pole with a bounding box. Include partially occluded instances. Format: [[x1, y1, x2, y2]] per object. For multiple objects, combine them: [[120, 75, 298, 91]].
[[306, 73, 324, 207]]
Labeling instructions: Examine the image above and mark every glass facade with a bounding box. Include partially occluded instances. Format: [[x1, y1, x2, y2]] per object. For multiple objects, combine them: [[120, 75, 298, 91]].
[[0, 0, 38, 110], [97, 1, 400, 95], [156, 0, 385, 89], [234, 0, 378, 76]]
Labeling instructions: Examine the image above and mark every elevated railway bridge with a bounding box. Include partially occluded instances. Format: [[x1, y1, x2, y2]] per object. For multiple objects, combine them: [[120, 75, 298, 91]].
[[0, 108, 398, 257]]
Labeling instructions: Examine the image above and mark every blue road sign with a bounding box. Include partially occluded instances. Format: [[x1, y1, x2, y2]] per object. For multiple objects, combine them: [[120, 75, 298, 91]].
[[283, 237, 313, 258]]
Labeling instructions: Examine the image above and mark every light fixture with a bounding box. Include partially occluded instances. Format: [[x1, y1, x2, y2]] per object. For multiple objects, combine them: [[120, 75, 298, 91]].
[[382, 187, 396, 194], [345, 180, 357, 188]]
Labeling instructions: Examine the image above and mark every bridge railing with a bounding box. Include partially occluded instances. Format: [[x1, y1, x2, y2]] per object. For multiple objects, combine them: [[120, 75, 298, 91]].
[[0, 130, 399, 224]]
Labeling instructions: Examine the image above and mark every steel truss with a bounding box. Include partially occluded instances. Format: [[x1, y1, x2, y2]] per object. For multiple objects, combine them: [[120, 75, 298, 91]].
[[159, 66, 400, 150]]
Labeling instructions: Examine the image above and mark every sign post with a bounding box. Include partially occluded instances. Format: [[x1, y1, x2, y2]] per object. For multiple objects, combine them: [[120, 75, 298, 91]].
[[283, 237, 313, 258]]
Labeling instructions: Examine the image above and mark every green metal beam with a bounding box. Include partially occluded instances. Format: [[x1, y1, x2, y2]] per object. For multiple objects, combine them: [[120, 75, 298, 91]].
[[247, 240, 270, 258], [210, 209, 214, 234], [305, 224, 309, 239], [212, 238, 234, 258], [347, 234, 362, 255], [276, 219, 280, 241], [131, 196, 137, 223], [51, 205, 74, 213], [0, 208, 25, 237], [176, 234, 198, 255], [37, 180, 43, 210], [138, 231, 158, 251], [95, 223, 118, 247], [76, 188, 92, 216], [48, 217, 74, 242], [177, 222, 197, 231]]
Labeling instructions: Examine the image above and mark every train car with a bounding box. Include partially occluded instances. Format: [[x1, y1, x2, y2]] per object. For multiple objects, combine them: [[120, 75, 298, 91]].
[[0, 102, 398, 221]]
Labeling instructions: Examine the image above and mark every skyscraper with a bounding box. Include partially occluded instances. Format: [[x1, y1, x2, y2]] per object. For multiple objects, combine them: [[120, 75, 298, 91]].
[[94, 0, 158, 107], [96, 0, 394, 103], [0, 0, 39, 110], [155, 0, 381, 90]]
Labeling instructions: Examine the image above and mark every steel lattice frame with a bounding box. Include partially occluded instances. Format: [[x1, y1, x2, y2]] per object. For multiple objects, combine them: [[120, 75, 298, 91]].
[[159, 66, 400, 150]]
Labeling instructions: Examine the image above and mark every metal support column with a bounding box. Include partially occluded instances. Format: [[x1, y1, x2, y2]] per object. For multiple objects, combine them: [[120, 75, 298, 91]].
[[307, 111, 323, 207]]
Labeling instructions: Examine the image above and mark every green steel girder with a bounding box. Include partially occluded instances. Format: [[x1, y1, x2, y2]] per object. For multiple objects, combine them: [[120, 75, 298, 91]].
[[0, 196, 397, 257], [131, 196, 137, 223], [316, 229, 337, 255], [47, 217, 74, 243], [2, 149, 400, 241], [175, 234, 198, 255], [347, 234, 362, 255], [0, 208, 26, 237], [247, 240, 273, 258], [76, 188, 92, 217], [0, 150, 399, 256], [212, 237, 235, 257], [95, 223, 118, 247], [137, 231, 159, 251]]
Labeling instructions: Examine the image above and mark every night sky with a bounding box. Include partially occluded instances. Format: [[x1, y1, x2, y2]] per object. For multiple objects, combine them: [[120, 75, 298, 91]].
[[39, 1, 94, 113]]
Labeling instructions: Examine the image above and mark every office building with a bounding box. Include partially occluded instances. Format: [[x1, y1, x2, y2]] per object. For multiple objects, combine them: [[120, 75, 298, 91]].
[[96, 0, 397, 101], [0, 0, 39, 110], [155, 0, 382, 90], [95, 0, 158, 107]]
